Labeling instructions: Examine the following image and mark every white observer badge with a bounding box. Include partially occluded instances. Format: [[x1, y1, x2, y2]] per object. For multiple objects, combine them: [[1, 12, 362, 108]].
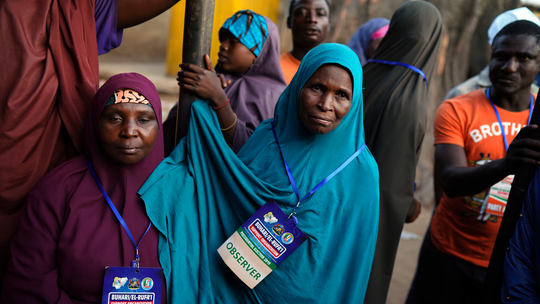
[[218, 201, 307, 289]]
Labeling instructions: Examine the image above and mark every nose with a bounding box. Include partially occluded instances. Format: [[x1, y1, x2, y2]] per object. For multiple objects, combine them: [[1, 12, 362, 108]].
[[318, 92, 333, 112], [501, 57, 519, 73], [120, 119, 139, 138], [305, 10, 317, 23], [220, 39, 229, 51]]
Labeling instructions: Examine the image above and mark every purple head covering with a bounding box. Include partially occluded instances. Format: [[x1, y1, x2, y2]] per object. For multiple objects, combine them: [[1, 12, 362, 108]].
[[348, 18, 391, 66], [0, 73, 166, 303], [163, 15, 286, 155]]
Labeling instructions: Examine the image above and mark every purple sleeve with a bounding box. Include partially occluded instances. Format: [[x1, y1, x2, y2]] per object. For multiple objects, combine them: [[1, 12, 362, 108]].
[[94, 0, 123, 55]]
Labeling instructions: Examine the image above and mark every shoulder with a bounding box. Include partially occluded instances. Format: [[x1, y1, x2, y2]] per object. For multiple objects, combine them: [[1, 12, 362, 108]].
[[439, 89, 488, 113], [28, 155, 89, 202], [444, 76, 482, 100]]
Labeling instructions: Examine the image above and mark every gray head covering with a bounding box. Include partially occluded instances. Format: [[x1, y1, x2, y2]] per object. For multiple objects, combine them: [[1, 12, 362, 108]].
[[361, 2, 443, 303]]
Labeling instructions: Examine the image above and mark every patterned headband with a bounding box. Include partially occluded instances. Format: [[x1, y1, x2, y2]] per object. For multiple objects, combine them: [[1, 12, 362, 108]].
[[105, 89, 152, 107]]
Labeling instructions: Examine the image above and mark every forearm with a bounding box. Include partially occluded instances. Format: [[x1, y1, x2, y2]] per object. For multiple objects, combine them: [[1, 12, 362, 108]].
[[213, 105, 237, 147], [441, 158, 510, 198], [117, 0, 180, 29]]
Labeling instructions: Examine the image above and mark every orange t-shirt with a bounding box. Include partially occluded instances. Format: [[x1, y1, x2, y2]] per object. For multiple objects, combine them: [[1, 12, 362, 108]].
[[430, 89, 535, 267], [280, 52, 301, 85]]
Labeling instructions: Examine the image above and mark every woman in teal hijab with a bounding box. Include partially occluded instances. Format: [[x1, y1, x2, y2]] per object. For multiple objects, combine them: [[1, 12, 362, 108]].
[[139, 43, 379, 303]]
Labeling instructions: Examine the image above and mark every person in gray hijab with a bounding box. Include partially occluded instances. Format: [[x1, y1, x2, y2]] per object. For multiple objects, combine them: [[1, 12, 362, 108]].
[[361, 2, 443, 303]]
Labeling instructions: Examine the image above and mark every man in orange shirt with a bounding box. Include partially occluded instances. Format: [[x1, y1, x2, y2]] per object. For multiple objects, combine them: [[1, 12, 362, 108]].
[[280, 0, 330, 84], [407, 20, 540, 304]]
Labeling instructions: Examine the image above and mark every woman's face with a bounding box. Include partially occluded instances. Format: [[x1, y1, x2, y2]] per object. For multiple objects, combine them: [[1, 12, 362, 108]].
[[97, 101, 159, 165], [217, 29, 257, 76], [298, 64, 353, 134]]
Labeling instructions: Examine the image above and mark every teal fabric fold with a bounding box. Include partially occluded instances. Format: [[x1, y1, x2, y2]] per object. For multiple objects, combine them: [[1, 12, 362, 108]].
[[139, 43, 379, 303]]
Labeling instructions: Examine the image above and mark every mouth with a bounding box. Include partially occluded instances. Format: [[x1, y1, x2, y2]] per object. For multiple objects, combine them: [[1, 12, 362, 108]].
[[118, 146, 141, 154], [497, 76, 518, 84], [303, 27, 320, 35], [310, 115, 333, 125], [217, 53, 228, 62]]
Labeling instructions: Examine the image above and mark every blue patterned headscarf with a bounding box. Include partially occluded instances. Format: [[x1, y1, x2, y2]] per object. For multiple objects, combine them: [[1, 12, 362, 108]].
[[140, 43, 379, 303], [220, 10, 268, 57]]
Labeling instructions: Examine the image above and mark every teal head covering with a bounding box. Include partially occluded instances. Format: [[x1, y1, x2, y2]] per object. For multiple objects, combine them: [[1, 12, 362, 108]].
[[220, 10, 269, 57], [139, 43, 379, 303]]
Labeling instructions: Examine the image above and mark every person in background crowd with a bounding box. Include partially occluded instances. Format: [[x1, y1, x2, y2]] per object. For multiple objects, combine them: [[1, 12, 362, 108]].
[[0, 0, 179, 291], [139, 43, 379, 303], [361, 2, 442, 303], [164, 10, 286, 155], [444, 7, 540, 101], [0, 73, 166, 303], [348, 18, 390, 66], [406, 20, 540, 304], [280, 0, 330, 84]]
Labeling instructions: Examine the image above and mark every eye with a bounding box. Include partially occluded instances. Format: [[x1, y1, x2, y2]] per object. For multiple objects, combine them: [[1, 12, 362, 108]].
[[336, 91, 349, 100], [518, 55, 530, 62], [312, 84, 323, 92], [316, 10, 327, 16]]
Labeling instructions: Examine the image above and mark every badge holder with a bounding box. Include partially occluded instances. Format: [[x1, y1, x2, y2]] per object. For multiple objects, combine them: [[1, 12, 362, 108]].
[[102, 266, 164, 304], [218, 200, 308, 289]]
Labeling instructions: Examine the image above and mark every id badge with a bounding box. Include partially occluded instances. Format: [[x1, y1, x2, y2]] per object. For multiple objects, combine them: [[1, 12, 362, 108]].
[[485, 175, 514, 217], [218, 200, 308, 289], [101, 267, 163, 304]]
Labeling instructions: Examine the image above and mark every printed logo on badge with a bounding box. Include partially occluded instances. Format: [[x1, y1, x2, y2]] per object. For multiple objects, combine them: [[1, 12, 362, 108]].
[[128, 278, 140, 290], [112, 277, 128, 289], [281, 232, 294, 244], [141, 277, 154, 290], [272, 223, 284, 236]]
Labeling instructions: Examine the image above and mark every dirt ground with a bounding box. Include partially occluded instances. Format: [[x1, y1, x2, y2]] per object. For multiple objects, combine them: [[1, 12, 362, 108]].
[[386, 206, 432, 304]]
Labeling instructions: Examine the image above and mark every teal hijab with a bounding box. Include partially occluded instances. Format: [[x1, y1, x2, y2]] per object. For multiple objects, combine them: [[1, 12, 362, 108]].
[[140, 43, 379, 303]]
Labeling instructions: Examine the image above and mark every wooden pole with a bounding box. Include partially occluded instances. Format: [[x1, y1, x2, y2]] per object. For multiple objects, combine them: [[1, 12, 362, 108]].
[[175, 0, 215, 145], [481, 93, 540, 304]]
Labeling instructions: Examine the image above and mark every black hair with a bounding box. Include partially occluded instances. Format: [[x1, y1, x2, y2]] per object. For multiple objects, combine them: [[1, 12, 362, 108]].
[[493, 20, 540, 46], [288, 0, 331, 20]]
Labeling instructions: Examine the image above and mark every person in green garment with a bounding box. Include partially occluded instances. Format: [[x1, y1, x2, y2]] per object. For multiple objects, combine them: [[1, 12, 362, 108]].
[[139, 43, 380, 303]]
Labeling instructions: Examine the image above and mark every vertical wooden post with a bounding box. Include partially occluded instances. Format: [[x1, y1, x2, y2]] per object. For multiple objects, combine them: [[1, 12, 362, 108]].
[[175, 0, 215, 145]]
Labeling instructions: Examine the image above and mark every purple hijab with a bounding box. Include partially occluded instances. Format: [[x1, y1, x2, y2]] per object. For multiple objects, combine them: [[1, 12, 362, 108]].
[[348, 18, 390, 66], [164, 15, 286, 155], [0, 73, 166, 304]]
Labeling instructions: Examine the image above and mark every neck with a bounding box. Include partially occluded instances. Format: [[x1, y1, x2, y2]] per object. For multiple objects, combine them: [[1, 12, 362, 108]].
[[489, 87, 532, 112], [290, 44, 317, 61]]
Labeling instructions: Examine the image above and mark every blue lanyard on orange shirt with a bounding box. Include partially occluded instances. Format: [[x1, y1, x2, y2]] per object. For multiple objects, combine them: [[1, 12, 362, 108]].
[[486, 87, 533, 151], [270, 119, 366, 223], [88, 161, 152, 269], [367, 59, 428, 87]]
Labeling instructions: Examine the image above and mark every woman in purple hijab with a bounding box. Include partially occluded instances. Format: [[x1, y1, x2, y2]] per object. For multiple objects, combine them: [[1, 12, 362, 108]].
[[348, 18, 390, 66], [0, 73, 166, 303], [164, 10, 287, 155]]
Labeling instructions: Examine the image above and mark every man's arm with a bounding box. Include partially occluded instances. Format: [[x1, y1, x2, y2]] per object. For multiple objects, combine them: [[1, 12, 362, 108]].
[[117, 0, 180, 29], [437, 125, 540, 198]]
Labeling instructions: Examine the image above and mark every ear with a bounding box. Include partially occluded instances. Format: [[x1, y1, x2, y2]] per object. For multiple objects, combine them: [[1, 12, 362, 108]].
[[287, 16, 291, 29]]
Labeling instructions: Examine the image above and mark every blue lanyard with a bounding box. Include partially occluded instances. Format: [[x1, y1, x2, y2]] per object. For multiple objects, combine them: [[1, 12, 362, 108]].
[[271, 119, 366, 223], [88, 161, 152, 269], [486, 87, 533, 151], [367, 59, 428, 87]]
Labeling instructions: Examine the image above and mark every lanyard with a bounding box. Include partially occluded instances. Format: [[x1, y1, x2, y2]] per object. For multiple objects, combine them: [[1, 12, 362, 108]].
[[486, 87, 533, 151], [367, 59, 428, 87], [88, 161, 152, 269], [271, 119, 366, 223]]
